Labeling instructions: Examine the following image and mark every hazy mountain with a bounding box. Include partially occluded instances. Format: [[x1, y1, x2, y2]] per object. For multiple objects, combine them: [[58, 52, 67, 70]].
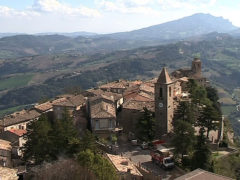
[[0, 34, 155, 59], [0, 33, 26, 38], [36, 31, 98, 37], [104, 13, 238, 40], [230, 28, 240, 37], [0, 13, 238, 59]]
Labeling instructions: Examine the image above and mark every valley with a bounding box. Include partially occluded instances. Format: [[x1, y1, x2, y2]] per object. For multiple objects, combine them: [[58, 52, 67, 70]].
[[0, 14, 240, 138]]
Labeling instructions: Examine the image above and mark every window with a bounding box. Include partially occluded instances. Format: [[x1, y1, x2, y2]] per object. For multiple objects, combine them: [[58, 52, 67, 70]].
[[109, 119, 113, 128], [95, 120, 100, 130], [160, 88, 163, 98], [100, 119, 108, 129], [169, 87, 171, 97]]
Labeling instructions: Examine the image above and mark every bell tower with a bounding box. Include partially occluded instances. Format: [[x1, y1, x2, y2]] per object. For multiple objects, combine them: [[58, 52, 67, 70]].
[[155, 67, 174, 137], [192, 58, 202, 78]]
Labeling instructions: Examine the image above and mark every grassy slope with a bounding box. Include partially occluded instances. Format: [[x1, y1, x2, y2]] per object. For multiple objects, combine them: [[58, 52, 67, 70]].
[[0, 74, 34, 91], [214, 152, 240, 179]]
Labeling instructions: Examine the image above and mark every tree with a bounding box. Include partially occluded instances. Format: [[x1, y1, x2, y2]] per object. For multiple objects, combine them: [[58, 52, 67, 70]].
[[23, 110, 80, 164], [23, 114, 56, 164], [206, 86, 219, 103], [31, 159, 96, 180], [79, 130, 96, 152], [188, 79, 211, 106], [197, 104, 220, 138], [77, 149, 118, 180], [192, 128, 212, 170], [174, 101, 196, 124], [64, 86, 83, 95], [206, 86, 222, 114], [172, 120, 196, 162], [137, 107, 156, 142]]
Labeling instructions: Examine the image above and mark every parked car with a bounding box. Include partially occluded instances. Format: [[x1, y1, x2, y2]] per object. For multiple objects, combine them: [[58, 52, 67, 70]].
[[140, 142, 148, 149], [131, 139, 138, 146]]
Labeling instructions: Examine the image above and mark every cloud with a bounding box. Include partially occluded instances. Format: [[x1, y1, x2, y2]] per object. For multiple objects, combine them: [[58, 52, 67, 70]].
[[0, 6, 40, 17], [0, 0, 101, 18], [31, 0, 101, 17], [157, 0, 217, 9], [97, 0, 161, 15]]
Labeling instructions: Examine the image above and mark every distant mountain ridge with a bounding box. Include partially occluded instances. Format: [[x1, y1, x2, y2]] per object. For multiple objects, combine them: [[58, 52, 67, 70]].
[[103, 13, 238, 40], [0, 13, 239, 59], [36, 31, 98, 37], [0, 32, 98, 38]]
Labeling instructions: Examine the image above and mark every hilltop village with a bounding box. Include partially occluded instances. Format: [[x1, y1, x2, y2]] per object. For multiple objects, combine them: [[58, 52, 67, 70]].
[[0, 58, 232, 179]]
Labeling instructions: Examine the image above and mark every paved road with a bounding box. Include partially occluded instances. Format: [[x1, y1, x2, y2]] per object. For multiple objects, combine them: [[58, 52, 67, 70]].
[[118, 141, 184, 179]]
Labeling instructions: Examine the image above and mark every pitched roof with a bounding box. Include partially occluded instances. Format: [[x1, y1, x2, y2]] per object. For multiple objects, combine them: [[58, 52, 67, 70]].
[[139, 83, 154, 94], [53, 95, 86, 107], [175, 169, 233, 180], [0, 110, 41, 127], [89, 96, 116, 119], [0, 139, 12, 151], [123, 99, 154, 112], [0, 167, 18, 180], [91, 110, 115, 119], [8, 129, 27, 137], [100, 81, 127, 89], [0, 131, 19, 144], [34, 98, 66, 112], [89, 94, 115, 104], [157, 67, 172, 84], [87, 89, 123, 101], [106, 154, 142, 177]]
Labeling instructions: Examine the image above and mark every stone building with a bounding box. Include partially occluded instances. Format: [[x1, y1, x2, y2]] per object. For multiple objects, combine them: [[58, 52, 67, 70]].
[[52, 94, 87, 134], [0, 110, 40, 132], [155, 58, 217, 138], [0, 139, 12, 167], [155, 67, 175, 136], [106, 153, 143, 180], [87, 95, 117, 136], [118, 100, 154, 134], [171, 57, 209, 86], [52, 94, 86, 120], [0, 129, 27, 157]]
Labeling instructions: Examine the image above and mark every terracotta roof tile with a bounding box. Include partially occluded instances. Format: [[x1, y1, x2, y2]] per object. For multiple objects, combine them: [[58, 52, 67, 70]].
[[0, 110, 41, 127], [89, 96, 116, 119], [0, 167, 18, 180], [87, 89, 123, 101], [123, 99, 154, 112], [8, 129, 27, 136], [106, 154, 142, 177], [53, 95, 86, 107], [139, 83, 154, 94], [175, 168, 233, 180], [0, 139, 12, 151], [34, 98, 66, 112]]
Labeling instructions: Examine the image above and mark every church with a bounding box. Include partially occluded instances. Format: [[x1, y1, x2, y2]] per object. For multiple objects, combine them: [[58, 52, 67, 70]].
[[155, 58, 211, 137]]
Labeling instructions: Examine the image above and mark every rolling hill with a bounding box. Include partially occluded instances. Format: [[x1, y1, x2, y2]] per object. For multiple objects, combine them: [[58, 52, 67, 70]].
[[0, 13, 239, 59]]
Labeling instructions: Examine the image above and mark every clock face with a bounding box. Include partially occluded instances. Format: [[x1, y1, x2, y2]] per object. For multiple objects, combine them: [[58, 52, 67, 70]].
[[159, 103, 163, 108]]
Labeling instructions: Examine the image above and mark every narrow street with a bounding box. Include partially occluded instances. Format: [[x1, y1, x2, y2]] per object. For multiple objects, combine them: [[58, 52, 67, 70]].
[[117, 135, 184, 179]]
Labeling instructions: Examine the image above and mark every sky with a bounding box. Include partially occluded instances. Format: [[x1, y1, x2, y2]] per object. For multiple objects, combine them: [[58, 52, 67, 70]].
[[0, 0, 239, 34]]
